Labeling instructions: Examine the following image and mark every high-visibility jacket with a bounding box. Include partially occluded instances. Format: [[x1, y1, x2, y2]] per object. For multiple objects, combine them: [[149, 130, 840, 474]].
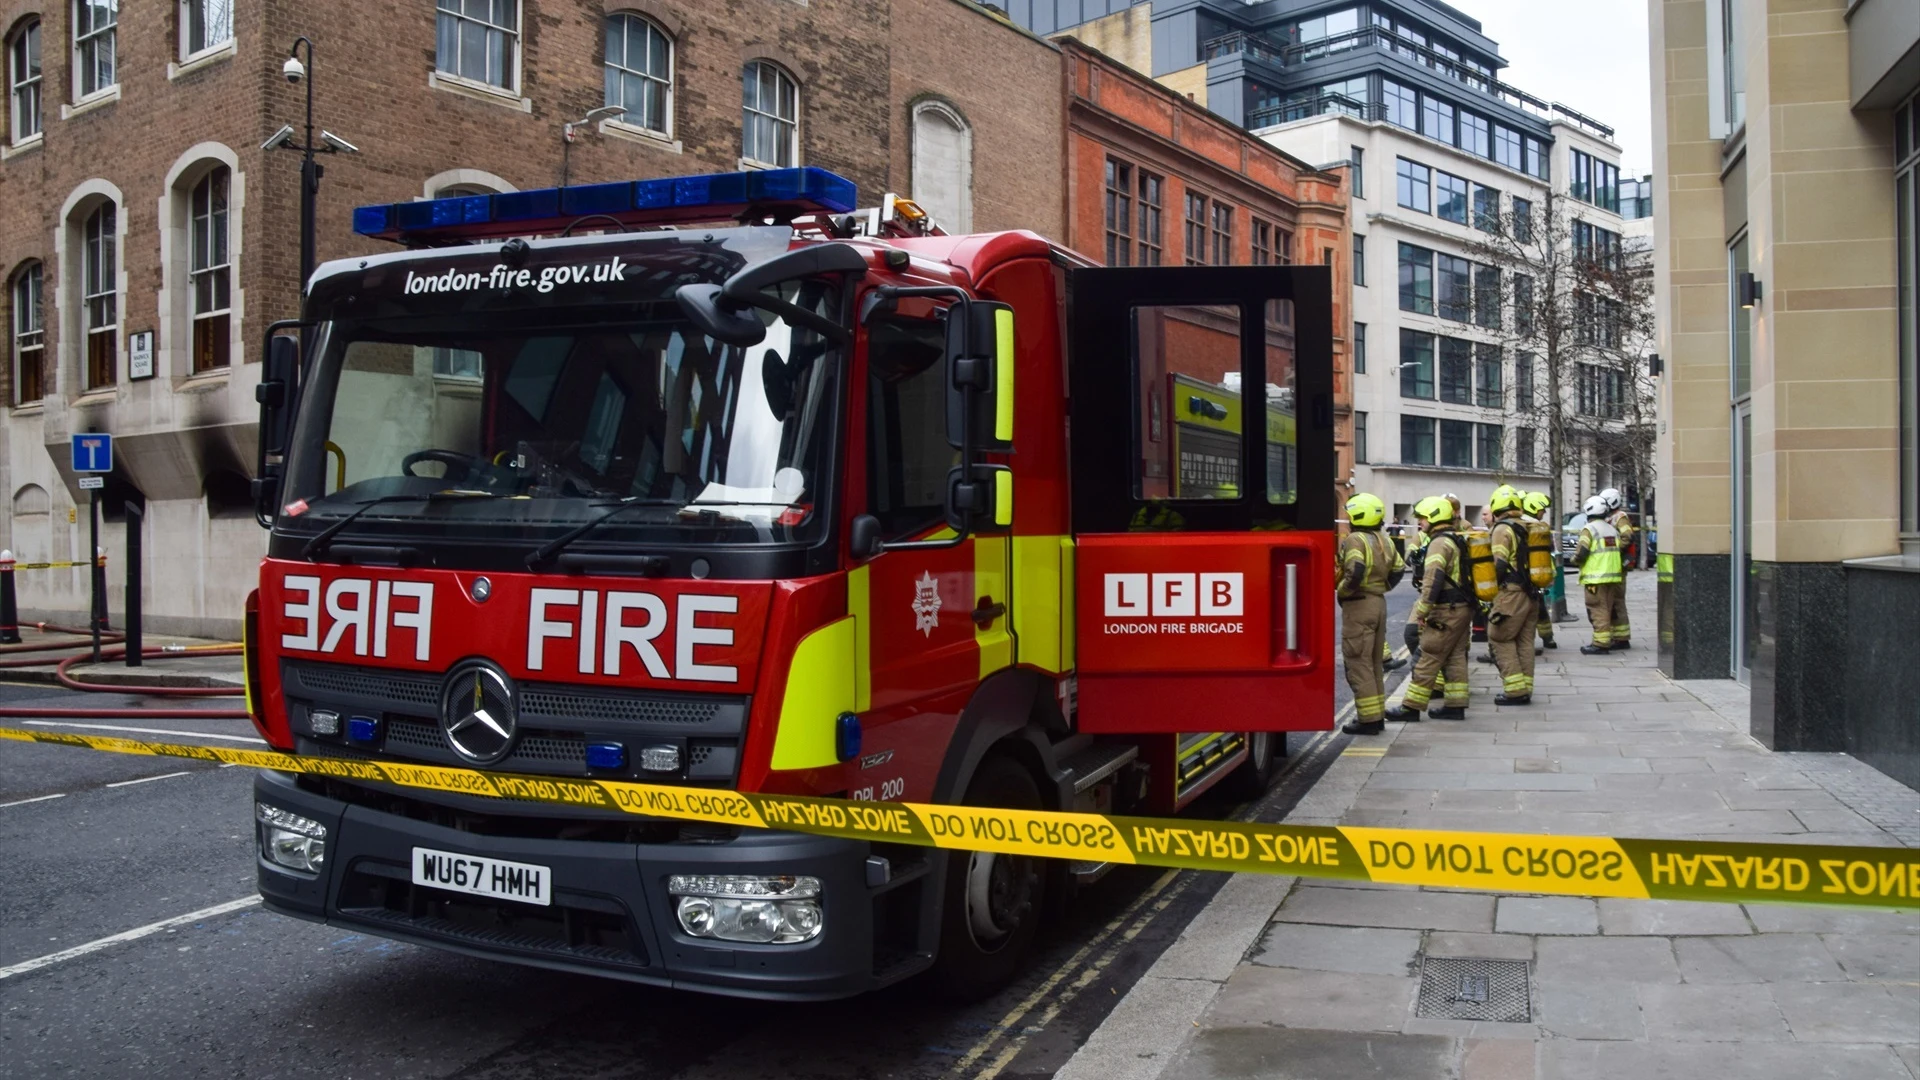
[[1576, 520, 1624, 585], [1337, 528, 1404, 599]]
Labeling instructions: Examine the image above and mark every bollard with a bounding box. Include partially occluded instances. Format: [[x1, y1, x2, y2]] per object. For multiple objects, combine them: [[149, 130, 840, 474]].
[[124, 503, 142, 667], [0, 550, 19, 645], [88, 488, 104, 662]]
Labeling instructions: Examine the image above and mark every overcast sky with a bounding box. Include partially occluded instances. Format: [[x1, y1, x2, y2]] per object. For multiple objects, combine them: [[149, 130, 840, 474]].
[[1444, 0, 1655, 176]]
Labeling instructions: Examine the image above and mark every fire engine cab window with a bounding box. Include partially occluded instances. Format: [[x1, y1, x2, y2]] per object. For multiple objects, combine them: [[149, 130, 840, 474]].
[[1131, 304, 1245, 501], [866, 312, 955, 535], [1129, 303, 1297, 507], [283, 282, 841, 547]]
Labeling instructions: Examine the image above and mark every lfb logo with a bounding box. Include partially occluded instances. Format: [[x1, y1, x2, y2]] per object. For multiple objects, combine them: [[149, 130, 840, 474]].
[[1104, 573, 1244, 618]]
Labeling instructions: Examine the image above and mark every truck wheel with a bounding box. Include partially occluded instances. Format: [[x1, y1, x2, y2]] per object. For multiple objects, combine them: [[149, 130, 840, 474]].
[[1223, 731, 1280, 800], [928, 755, 1047, 1002]]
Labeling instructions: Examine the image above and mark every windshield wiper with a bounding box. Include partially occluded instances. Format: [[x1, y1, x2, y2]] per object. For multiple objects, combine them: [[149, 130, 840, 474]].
[[523, 497, 789, 569], [302, 491, 505, 560], [525, 498, 679, 570]]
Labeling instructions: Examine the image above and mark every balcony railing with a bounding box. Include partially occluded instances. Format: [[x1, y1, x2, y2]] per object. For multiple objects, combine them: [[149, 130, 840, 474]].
[[1247, 92, 1381, 130], [1204, 26, 1616, 141]]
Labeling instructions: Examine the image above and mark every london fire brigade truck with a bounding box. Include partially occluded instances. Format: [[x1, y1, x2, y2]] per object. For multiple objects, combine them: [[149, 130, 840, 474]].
[[244, 167, 1335, 1000]]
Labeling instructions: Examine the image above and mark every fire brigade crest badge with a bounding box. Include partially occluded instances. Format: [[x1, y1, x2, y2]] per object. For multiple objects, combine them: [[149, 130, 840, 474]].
[[912, 571, 941, 637]]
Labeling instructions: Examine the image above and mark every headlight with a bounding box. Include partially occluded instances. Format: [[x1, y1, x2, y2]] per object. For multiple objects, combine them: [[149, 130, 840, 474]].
[[257, 804, 327, 873], [668, 874, 822, 944]]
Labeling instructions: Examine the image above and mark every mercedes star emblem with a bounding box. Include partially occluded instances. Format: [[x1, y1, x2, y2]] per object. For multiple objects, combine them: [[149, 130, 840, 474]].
[[439, 660, 518, 765]]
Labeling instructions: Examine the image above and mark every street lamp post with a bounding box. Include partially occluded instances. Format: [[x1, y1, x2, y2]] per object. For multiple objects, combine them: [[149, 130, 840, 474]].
[[266, 38, 358, 300]]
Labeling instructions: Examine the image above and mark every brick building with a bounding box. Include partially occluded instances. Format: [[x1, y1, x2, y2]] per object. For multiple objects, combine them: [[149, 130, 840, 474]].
[[0, 0, 1060, 635], [1058, 39, 1354, 501]]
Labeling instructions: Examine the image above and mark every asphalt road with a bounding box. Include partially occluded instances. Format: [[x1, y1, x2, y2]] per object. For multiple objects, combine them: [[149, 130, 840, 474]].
[[0, 592, 1415, 1080]]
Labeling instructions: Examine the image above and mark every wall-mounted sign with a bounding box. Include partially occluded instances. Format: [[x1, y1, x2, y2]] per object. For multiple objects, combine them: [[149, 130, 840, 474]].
[[129, 331, 155, 380]]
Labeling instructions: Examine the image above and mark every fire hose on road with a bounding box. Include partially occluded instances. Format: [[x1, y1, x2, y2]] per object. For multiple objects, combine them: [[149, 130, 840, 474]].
[[0, 625, 250, 719]]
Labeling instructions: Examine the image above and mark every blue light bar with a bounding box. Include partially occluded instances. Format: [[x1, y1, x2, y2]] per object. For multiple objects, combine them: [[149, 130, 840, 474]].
[[351, 167, 858, 243], [346, 716, 380, 743]]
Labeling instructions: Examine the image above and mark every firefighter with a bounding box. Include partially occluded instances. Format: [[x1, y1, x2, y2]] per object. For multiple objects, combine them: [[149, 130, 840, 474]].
[[1574, 494, 1627, 654], [1385, 497, 1475, 722], [1337, 493, 1404, 735], [1486, 485, 1537, 705], [1523, 491, 1559, 650], [1401, 515, 1433, 666], [1597, 487, 1635, 644]]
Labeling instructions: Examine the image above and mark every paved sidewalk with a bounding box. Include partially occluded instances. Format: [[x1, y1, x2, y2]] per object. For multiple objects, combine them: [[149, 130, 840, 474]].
[[1059, 573, 1920, 1080], [0, 626, 244, 689]]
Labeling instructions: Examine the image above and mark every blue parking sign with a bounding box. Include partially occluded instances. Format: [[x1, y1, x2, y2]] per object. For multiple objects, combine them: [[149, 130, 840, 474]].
[[71, 433, 113, 473]]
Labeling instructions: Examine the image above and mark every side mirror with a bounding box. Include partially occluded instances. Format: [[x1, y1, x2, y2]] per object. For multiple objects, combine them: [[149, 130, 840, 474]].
[[252, 334, 300, 525], [676, 283, 767, 347], [849, 514, 884, 559], [946, 464, 1012, 533], [945, 301, 1015, 452]]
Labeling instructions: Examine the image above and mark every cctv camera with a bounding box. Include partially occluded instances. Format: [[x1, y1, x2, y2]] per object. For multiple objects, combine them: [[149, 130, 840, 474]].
[[319, 130, 359, 154], [261, 124, 295, 151], [283, 56, 305, 83]]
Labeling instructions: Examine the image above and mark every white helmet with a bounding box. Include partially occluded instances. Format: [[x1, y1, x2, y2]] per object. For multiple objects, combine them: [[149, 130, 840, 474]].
[[1583, 494, 1610, 518], [1599, 488, 1623, 512]]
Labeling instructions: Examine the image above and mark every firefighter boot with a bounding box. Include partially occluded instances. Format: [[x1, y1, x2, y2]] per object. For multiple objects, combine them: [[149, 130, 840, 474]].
[[1428, 706, 1468, 720], [1580, 644, 1611, 656], [1342, 718, 1386, 735], [1495, 694, 1532, 706]]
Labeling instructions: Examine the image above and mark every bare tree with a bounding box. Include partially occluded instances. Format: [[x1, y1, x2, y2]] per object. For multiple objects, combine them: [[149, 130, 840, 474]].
[[1467, 191, 1659, 599]]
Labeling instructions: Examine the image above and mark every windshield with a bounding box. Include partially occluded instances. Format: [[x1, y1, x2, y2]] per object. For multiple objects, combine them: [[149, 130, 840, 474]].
[[281, 280, 842, 553]]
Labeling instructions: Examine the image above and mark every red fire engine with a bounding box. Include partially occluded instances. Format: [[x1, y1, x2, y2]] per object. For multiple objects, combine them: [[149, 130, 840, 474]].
[[244, 168, 1335, 1000]]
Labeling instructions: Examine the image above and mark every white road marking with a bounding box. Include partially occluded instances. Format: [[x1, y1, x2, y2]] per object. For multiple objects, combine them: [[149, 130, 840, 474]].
[[0, 793, 67, 809], [104, 771, 192, 788], [21, 720, 266, 744], [0, 896, 261, 981]]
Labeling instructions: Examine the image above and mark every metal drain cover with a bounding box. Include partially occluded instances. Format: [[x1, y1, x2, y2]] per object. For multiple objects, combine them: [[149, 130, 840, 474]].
[[1415, 956, 1531, 1022]]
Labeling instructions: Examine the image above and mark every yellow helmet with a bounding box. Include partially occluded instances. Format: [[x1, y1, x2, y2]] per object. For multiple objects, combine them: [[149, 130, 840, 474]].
[[1522, 491, 1551, 517], [1345, 492, 1386, 529], [1412, 495, 1455, 526], [1489, 485, 1524, 514]]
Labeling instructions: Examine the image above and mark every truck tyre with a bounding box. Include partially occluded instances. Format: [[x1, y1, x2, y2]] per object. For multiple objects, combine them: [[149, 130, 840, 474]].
[[928, 755, 1047, 1002], [1223, 731, 1281, 800]]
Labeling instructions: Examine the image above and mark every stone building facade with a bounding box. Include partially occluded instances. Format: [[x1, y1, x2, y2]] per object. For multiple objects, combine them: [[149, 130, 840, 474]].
[[1652, 0, 1920, 787], [0, 0, 1061, 636]]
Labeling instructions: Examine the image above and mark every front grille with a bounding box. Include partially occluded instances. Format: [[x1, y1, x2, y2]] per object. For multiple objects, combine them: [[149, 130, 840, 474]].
[[521, 688, 742, 731], [285, 663, 442, 710], [283, 660, 748, 785]]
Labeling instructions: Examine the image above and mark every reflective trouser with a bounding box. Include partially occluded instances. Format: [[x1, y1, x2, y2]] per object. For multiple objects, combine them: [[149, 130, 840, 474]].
[[1584, 582, 1623, 646], [1402, 603, 1472, 710], [1536, 593, 1555, 643], [1609, 585, 1630, 642], [1487, 585, 1537, 698], [1340, 593, 1388, 722]]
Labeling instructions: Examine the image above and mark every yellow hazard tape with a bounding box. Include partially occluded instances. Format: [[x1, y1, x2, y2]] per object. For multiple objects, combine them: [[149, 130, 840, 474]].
[[5, 559, 101, 570], [3, 725, 1915, 910]]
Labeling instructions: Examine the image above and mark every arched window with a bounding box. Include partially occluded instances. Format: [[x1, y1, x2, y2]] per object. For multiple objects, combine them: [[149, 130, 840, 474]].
[[80, 200, 117, 388], [10, 484, 51, 565], [910, 99, 972, 233], [7, 18, 40, 144], [11, 262, 43, 403], [742, 60, 798, 168], [604, 13, 670, 136], [190, 167, 231, 371], [436, 0, 518, 90], [73, 0, 114, 99]]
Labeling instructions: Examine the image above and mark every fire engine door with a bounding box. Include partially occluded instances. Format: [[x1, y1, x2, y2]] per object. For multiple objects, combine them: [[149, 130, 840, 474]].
[[855, 307, 1014, 793], [1066, 266, 1336, 735]]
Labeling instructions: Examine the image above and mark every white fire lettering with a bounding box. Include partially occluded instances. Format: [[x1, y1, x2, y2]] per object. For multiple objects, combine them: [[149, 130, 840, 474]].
[[528, 589, 738, 683], [281, 575, 434, 659]]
